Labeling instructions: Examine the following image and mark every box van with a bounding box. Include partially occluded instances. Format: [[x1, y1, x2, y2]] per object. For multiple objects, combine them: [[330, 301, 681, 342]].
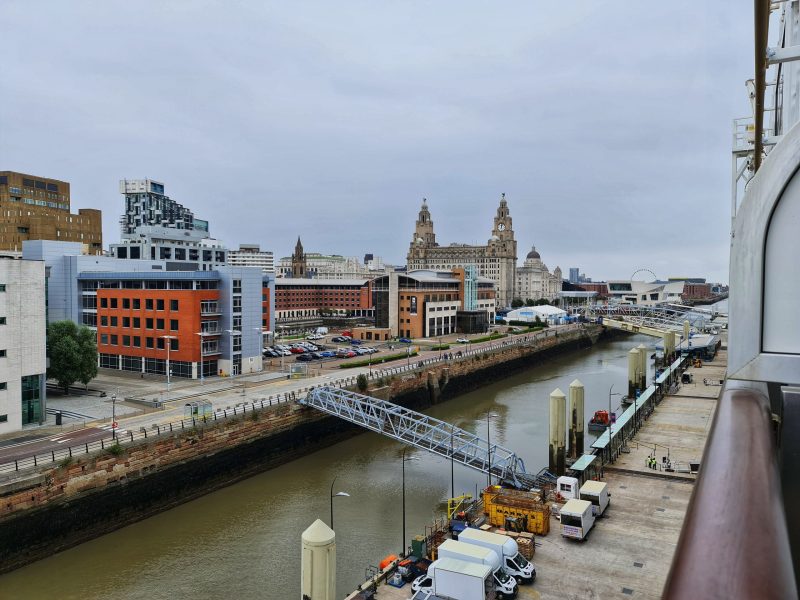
[[579, 480, 609, 516], [560, 499, 595, 541]]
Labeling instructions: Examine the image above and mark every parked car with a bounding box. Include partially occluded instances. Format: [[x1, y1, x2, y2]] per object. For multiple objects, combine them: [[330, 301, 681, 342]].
[[319, 350, 336, 358], [350, 339, 363, 345], [296, 354, 315, 362], [290, 347, 306, 354], [331, 336, 348, 342], [456, 338, 470, 343], [344, 351, 356, 358], [365, 347, 379, 353], [354, 348, 370, 355], [307, 334, 324, 340], [399, 338, 412, 344]]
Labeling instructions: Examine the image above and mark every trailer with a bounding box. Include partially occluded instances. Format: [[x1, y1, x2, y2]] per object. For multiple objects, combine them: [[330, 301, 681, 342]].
[[411, 557, 494, 600], [560, 499, 594, 541], [579, 480, 610, 516]]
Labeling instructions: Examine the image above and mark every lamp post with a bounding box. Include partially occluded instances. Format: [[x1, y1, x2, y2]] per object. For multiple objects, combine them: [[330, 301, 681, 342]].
[[111, 389, 117, 441], [439, 335, 443, 361], [225, 329, 241, 377], [160, 335, 177, 393], [329, 476, 350, 530], [608, 384, 622, 454], [402, 448, 420, 556], [486, 412, 499, 487], [195, 331, 205, 385]]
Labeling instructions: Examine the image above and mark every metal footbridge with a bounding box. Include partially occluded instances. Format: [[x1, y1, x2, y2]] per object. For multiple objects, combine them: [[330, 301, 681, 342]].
[[300, 386, 552, 490], [576, 304, 718, 335]]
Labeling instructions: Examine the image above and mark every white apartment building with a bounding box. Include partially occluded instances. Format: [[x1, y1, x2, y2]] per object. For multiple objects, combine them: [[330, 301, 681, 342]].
[[0, 258, 47, 434], [277, 252, 374, 279], [109, 226, 227, 271], [228, 244, 274, 273]]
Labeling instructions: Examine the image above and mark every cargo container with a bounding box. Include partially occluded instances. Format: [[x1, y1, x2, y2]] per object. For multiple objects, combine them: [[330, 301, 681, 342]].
[[482, 486, 550, 535]]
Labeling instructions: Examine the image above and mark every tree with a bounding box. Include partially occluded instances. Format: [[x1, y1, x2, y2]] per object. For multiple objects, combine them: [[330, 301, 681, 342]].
[[511, 297, 524, 309], [356, 373, 368, 393], [47, 321, 98, 394], [525, 298, 535, 307]]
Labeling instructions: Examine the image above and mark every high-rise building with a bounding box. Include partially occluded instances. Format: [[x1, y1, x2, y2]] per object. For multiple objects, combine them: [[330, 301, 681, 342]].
[[569, 268, 580, 284], [0, 257, 47, 433], [407, 195, 517, 307], [0, 171, 102, 253], [110, 226, 227, 271], [119, 179, 208, 235], [228, 244, 274, 273]]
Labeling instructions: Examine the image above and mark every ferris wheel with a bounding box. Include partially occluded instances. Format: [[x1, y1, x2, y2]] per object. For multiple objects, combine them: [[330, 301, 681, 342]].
[[630, 268, 658, 282]]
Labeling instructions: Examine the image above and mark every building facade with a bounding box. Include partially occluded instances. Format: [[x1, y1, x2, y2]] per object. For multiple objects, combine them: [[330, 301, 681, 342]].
[[119, 179, 208, 235], [274, 278, 373, 321], [228, 244, 274, 273], [110, 226, 227, 271], [0, 258, 47, 434], [514, 247, 562, 302], [368, 269, 496, 339], [23, 241, 273, 379], [0, 171, 102, 253], [406, 195, 517, 308]]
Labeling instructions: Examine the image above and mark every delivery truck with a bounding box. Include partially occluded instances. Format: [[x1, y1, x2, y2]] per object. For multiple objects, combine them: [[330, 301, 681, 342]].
[[435, 539, 517, 598], [458, 528, 536, 583], [579, 480, 610, 516], [411, 557, 494, 600], [560, 499, 595, 541]]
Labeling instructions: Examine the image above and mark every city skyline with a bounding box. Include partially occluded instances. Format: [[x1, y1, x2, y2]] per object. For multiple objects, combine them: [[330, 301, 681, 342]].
[[1, 2, 746, 283]]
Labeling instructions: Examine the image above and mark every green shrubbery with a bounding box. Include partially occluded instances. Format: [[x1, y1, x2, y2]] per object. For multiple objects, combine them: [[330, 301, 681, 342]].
[[340, 350, 419, 368]]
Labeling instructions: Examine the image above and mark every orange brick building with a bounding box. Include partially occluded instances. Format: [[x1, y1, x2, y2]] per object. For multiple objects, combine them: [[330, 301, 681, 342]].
[[274, 278, 373, 320]]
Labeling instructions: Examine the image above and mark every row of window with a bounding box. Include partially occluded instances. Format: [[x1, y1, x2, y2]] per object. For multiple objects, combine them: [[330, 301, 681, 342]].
[[100, 297, 179, 311], [99, 354, 216, 378], [99, 316, 180, 331], [99, 334, 179, 350]]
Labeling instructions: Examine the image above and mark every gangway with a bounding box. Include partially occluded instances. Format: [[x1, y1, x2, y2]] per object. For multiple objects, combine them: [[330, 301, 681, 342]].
[[575, 304, 713, 334], [299, 386, 548, 490]]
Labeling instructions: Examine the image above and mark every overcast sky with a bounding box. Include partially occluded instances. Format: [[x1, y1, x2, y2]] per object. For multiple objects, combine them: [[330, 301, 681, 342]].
[[1, 2, 751, 283]]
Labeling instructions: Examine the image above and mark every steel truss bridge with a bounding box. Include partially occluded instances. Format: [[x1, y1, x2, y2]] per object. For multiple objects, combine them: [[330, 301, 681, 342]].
[[574, 304, 715, 334], [300, 386, 553, 490]]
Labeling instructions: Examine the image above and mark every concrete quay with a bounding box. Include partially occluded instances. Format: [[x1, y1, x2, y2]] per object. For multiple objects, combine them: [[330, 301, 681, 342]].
[[362, 347, 726, 600]]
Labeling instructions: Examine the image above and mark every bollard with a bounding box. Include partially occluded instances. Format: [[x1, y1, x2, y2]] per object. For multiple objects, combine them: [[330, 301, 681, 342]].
[[628, 348, 640, 397], [549, 388, 567, 475], [569, 379, 585, 457]]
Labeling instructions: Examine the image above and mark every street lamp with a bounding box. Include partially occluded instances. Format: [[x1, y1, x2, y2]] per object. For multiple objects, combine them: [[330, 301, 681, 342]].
[[160, 335, 177, 393], [402, 448, 420, 556], [111, 389, 118, 441], [329, 476, 350, 529], [225, 329, 241, 377], [439, 335, 443, 361], [195, 332, 206, 385], [608, 384, 622, 453], [486, 412, 500, 487]]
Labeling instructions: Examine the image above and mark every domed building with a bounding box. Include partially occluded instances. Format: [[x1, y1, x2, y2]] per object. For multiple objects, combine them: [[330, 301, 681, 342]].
[[514, 246, 562, 303]]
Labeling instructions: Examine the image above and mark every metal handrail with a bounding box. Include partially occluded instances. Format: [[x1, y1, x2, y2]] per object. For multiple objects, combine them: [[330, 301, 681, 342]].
[[663, 381, 797, 599]]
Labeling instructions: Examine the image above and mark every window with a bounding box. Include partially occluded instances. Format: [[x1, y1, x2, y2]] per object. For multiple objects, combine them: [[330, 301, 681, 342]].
[[156, 318, 164, 330], [110, 335, 118, 345], [100, 297, 108, 308], [146, 337, 154, 349], [0, 350, 5, 357], [146, 318, 154, 329], [0, 285, 5, 292], [133, 317, 140, 328], [233, 279, 242, 294], [122, 298, 130, 309], [133, 298, 140, 310], [170, 319, 179, 331], [0, 318, 6, 325], [122, 317, 130, 328], [0, 382, 7, 390], [133, 336, 141, 348], [0, 415, 6, 423], [156, 299, 164, 311], [146, 299, 154, 310], [100, 316, 108, 327], [170, 299, 178, 311], [100, 334, 109, 344], [157, 338, 165, 350], [170, 338, 179, 351], [110, 316, 118, 327], [122, 336, 131, 347], [110, 298, 118, 308]]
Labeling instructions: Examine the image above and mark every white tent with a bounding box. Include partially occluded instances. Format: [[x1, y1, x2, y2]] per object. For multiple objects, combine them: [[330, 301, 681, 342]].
[[505, 305, 567, 325]]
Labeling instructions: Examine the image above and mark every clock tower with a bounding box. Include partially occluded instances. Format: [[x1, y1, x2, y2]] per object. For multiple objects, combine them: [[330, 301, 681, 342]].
[[488, 193, 517, 307]]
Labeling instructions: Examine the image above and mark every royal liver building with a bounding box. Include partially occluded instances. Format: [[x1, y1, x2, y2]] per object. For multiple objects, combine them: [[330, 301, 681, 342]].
[[407, 194, 517, 307]]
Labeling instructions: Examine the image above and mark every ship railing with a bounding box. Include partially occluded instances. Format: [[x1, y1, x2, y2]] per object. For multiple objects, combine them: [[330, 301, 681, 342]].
[[663, 381, 797, 600]]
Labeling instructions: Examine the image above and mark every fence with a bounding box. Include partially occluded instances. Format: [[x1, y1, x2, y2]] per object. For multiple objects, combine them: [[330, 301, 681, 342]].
[[0, 324, 591, 478]]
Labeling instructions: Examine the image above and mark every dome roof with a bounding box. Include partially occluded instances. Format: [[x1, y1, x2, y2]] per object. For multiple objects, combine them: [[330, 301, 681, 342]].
[[526, 247, 541, 259]]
